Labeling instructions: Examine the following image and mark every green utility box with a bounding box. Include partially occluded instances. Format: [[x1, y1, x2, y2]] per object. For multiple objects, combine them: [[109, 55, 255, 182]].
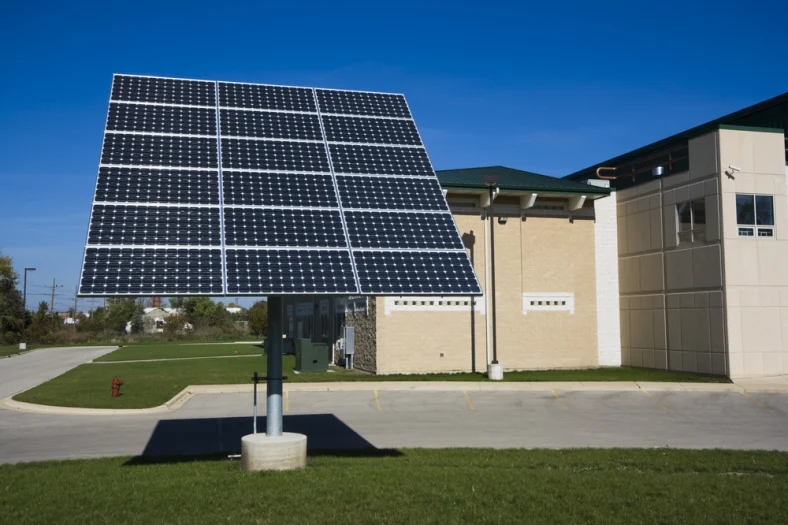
[[295, 339, 329, 373]]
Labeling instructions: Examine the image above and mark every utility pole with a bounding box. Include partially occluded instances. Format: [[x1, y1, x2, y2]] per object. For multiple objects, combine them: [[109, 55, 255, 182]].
[[47, 278, 63, 313]]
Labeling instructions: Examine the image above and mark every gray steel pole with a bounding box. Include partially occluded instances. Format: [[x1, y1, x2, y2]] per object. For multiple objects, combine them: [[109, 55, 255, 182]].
[[22, 268, 35, 343], [266, 296, 283, 437], [488, 185, 499, 364]]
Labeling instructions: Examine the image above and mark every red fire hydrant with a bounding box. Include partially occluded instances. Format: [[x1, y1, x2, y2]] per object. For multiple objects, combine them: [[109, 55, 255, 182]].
[[111, 376, 123, 397]]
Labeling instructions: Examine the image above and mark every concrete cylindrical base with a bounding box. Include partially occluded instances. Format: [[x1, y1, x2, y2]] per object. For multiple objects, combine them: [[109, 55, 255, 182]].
[[488, 363, 504, 381], [19, 343, 27, 351], [241, 432, 307, 471]]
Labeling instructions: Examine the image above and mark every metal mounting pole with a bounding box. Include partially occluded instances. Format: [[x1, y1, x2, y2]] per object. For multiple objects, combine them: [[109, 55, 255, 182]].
[[266, 296, 283, 437]]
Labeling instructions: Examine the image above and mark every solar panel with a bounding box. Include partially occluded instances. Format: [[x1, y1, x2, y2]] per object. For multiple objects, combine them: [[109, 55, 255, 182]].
[[107, 103, 217, 135], [328, 144, 433, 176], [224, 209, 346, 248], [336, 176, 447, 211], [321, 115, 422, 145], [223, 172, 337, 207], [79, 74, 481, 296], [95, 168, 220, 205]]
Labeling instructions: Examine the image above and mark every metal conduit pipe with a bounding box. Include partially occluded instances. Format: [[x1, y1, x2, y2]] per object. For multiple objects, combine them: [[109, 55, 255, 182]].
[[596, 167, 617, 180]]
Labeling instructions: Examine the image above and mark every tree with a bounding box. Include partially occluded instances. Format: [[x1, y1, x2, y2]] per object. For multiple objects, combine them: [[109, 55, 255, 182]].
[[248, 300, 268, 336], [130, 306, 145, 334], [163, 313, 188, 335], [0, 254, 24, 343], [27, 301, 64, 342]]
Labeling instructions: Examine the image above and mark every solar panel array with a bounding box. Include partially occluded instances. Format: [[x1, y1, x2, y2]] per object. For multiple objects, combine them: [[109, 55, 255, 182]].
[[80, 74, 482, 296]]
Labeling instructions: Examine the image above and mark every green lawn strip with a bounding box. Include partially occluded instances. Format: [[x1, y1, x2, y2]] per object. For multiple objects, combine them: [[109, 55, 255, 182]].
[[15, 342, 728, 409], [0, 344, 40, 358], [94, 342, 265, 362], [2, 449, 787, 525], [14, 354, 363, 409]]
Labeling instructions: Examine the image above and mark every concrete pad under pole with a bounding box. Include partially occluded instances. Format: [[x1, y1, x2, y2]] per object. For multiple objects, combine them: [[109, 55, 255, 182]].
[[241, 296, 307, 471]]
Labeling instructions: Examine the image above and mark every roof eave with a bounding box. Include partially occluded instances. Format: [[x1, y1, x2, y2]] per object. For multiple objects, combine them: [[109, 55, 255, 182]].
[[442, 184, 610, 197]]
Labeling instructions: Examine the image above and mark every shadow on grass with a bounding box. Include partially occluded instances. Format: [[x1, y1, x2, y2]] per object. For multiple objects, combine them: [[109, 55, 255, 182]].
[[124, 414, 400, 466]]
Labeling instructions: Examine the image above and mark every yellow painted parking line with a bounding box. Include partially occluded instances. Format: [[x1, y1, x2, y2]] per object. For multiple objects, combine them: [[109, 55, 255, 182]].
[[740, 391, 773, 411], [551, 390, 568, 410], [463, 391, 475, 411], [285, 391, 289, 413], [642, 389, 668, 411], [373, 390, 382, 411]]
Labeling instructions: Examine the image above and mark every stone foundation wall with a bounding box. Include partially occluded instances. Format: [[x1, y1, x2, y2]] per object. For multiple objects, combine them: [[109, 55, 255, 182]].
[[345, 298, 377, 373]]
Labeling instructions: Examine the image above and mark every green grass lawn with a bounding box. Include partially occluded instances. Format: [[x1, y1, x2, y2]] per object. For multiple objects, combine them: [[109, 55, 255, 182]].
[[2, 449, 787, 524], [0, 344, 38, 358], [94, 342, 265, 362], [14, 343, 728, 409]]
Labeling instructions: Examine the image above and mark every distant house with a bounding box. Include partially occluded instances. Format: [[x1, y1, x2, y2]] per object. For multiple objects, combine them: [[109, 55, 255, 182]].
[[226, 307, 242, 314], [125, 307, 181, 334]]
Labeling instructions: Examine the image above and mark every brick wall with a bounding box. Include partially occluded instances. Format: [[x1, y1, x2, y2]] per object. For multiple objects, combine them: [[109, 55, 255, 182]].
[[375, 204, 600, 374]]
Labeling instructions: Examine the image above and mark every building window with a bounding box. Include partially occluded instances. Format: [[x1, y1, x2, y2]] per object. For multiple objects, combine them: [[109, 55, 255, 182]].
[[736, 194, 774, 237], [676, 199, 706, 243]]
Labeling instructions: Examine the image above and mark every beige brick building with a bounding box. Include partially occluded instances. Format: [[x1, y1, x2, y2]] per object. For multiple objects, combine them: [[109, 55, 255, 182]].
[[283, 92, 788, 379]]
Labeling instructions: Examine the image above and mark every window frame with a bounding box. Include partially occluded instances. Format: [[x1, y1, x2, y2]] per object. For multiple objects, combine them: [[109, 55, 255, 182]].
[[736, 193, 775, 238], [675, 198, 707, 244]]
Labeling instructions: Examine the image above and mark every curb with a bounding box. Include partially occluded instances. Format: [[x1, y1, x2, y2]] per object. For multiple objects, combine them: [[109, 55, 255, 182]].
[[1, 386, 194, 416], [2, 380, 762, 416]]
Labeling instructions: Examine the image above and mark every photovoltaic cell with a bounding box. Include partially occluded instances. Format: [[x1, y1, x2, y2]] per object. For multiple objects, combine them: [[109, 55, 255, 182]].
[[95, 168, 219, 205], [106, 103, 217, 135], [329, 144, 433, 176], [354, 251, 481, 295], [345, 211, 462, 250], [219, 82, 316, 112], [88, 205, 221, 246], [225, 249, 357, 294], [316, 89, 411, 118], [221, 138, 329, 171], [220, 109, 322, 140], [336, 176, 447, 211], [81, 248, 223, 295], [322, 115, 421, 145], [224, 208, 346, 248], [223, 172, 337, 207], [81, 74, 482, 297], [101, 134, 218, 168], [111, 75, 216, 107]]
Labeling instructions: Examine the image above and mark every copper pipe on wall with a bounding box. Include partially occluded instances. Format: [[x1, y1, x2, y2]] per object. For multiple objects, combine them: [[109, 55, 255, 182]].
[[596, 167, 617, 179]]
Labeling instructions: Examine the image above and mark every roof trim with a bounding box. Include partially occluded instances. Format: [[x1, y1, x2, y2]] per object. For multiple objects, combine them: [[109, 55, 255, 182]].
[[718, 124, 784, 134], [437, 165, 610, 195]]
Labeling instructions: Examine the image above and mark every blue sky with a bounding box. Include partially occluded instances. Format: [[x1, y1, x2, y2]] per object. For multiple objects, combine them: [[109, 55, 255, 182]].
[[1, 0, 786, 310]]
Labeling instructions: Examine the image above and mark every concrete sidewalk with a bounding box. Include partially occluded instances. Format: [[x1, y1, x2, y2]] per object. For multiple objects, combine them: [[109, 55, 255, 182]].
[[0, 346, 118, 399]]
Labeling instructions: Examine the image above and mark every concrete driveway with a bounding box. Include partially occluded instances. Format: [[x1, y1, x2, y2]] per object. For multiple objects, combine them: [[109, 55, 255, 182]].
[[1, 389, 787, 464], [0, 346, 117, 399]]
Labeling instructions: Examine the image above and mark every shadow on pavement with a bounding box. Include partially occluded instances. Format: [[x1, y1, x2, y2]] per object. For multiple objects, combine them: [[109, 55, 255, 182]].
[[124, 414, 399, 465]]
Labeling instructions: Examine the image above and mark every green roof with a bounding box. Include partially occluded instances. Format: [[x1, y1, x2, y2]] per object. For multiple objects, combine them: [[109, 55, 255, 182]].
[[564, 91, 788, 184], [437, 166, 610, 195]]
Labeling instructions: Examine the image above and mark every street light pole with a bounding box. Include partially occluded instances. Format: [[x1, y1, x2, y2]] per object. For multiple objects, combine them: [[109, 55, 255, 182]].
[[21, 267, 36, 350], [482, 176, 502, 380], [487, 184, 498, 365]]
